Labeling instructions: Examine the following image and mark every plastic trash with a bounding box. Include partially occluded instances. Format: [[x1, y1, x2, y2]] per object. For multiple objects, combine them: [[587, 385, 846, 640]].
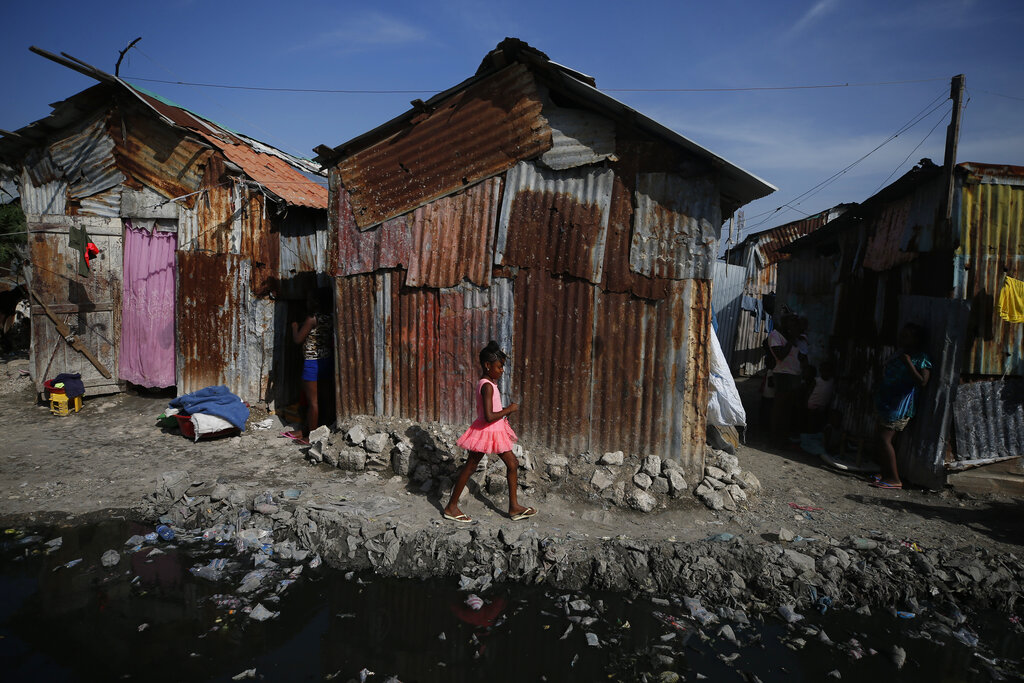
[[125, 535, 146, 547], [101, 550, 120, 567], [249, 603, 278, 622], [707, 533, 735, 542], [683, 597, 717, 626], [232, 668, 257, 680], [156, 524, 175, 541], [309, 554, 322, 569], [44, 537, 63, 552], [144, 532, 158, 544], [358, 668, 375, 683], [852, 538, 878, 550], [953, 628, 979, 647], [585, 632, 600, 647], [283, 489, 301, 500], [817, 596, 833, 614], [896, 611, 916, 619], [778, 605, 804, 624], [891, 645, 907, 669], [465, 594, 483, 610]]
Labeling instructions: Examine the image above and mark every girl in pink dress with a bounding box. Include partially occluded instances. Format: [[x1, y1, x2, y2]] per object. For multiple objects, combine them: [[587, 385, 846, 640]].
[[443, 341, 537, 523]]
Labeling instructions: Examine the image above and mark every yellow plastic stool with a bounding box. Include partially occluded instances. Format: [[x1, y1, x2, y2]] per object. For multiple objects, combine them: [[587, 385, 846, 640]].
[[49, 393, 82, 416]]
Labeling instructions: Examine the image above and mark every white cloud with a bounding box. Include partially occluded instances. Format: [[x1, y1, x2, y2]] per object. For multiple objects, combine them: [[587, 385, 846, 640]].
[[298, 11, 428, 52], [785, 0, 841, 39]]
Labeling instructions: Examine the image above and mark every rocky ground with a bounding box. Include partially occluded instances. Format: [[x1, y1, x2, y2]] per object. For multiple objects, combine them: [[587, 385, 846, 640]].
[[1, 356, 1022, 623]]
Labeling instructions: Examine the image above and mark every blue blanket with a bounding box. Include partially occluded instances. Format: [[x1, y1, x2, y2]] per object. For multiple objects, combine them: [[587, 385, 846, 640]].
[[53, 373, 86, 398], [168, 385, 249, 431]]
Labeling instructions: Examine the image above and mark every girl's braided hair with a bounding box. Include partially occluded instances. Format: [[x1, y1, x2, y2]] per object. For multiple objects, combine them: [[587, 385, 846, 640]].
[[479, 340, 507, 369]]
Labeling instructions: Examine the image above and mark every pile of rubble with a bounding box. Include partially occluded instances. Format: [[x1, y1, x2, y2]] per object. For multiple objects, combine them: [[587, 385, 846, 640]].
[[298, 417, 761, 514]]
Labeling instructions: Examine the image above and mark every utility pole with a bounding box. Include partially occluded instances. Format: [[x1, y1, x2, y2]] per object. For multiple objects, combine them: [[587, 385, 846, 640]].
[[942, 74, 966, 224]]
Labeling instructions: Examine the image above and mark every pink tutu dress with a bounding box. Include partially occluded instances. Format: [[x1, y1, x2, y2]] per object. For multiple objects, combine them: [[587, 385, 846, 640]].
[[456, 377, 518, 454]]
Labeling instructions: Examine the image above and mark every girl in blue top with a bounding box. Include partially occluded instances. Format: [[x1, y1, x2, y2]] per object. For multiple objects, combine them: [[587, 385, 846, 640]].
[[872, 323, 932, 490]]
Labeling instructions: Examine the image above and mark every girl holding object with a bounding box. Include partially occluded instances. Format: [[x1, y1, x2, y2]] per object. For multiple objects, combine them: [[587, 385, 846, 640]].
[[443, 341, 537, 524]]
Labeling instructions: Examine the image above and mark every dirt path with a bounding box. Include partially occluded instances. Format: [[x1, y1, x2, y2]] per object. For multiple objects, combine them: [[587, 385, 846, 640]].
[[1, 365, 1020, 556]]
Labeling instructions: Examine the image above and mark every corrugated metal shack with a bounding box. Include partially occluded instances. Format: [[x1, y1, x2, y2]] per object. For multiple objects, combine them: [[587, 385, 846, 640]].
[[780, 160, 1024, 490], [723, 204, 851, 375], [0, 48, 328, 405], [316, 39, 775, 469]]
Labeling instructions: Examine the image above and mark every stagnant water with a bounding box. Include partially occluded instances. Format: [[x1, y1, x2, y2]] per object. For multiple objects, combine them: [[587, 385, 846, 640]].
[[1, 520, 1021, 682]]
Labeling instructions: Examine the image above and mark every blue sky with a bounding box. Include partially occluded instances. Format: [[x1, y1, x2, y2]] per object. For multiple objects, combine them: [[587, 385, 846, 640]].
[[3, 0, 1023, 242]]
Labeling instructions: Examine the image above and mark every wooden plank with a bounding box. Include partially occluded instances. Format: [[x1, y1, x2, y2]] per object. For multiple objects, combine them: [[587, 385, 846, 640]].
[[31, 302, 114, 315]]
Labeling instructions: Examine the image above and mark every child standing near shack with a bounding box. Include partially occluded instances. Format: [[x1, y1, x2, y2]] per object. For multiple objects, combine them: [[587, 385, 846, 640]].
[[872, 324, 932, 490], [443, 341, 537, 523]]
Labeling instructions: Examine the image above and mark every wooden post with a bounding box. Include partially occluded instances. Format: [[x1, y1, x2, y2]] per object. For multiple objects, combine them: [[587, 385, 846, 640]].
[[943, 74, 966, 224]]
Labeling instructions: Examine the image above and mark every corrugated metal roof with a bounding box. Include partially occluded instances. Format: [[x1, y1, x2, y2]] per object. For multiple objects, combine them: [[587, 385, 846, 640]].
[[538, 104, 616, 171], [495, 161, 614, 284], [959, 162, 1024, 186], [336, 63, 551, 230], [953, 379, 1024, 464], [629, 172, 720, 280], [77, 187, 121, 217], [407, 176, 503, 288], [114, 110, 211, 205]]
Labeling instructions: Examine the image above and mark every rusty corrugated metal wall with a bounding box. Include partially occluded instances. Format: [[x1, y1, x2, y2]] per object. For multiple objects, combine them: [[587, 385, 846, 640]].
[[327, 60, 740, 470]]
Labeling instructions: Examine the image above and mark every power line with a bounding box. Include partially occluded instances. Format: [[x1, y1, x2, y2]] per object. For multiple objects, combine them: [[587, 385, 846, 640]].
[[975, 88, 1024, 103], [122, 75, 949, 95], [739, 87, 951, 235]]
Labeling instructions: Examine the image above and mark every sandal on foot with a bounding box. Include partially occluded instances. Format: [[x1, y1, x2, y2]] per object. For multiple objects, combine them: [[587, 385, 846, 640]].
[[870, 481, 902, 490], [510, 506, 537, 521], [443, 512, 473, 524]]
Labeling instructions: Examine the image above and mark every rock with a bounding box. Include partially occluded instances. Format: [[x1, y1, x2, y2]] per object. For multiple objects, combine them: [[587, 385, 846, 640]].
[[783, 549, 816, 574], [336, 448, 367, 471], [650, 476, 670, 495], [159, 471, 190, 502], [704, 476, 726, 490], [255, 503, 278, 515], [716, 453, 740, 475], [346, 425, 368, 446], [725, 484, 747, 505], [662, 459, 684, 475], [309, 425, 331, 444], [591, 469, 616, 491], [705, 465, 728, 481], [720, 490, 738, 511], [322, 449, 338, 468], [364, 432, 391, 454], [391, 449, 412, 476], [210, 484, 229, 502], [486, 472, 508, 494], [666, 470, 687, 497], [626, 488, 657, 513], [545, 455, 568, 479], [599, 451, 624, 466], [830, 547, 851, 570], [642, 455, 662, 478], [548, 465, 565, 479], [101, 550, 120, 567], [695, 484, 725, 511], [734, 470, 761, 494], [779, 527, 796, 542], [891, 645, 907, 670], [633, 472, 653, 489], [658, 673, 681, 683], [601, 481, 626, 506]]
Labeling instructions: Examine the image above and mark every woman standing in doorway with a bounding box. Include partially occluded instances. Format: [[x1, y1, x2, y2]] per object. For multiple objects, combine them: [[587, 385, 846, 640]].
[[290, 290, 333, 444]]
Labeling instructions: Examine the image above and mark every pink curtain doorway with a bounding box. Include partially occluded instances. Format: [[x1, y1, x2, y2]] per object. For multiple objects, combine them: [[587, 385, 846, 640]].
[[119, 222, 177, 388]]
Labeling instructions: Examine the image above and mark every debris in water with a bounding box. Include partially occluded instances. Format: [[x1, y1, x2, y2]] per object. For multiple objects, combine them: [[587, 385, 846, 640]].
[[231, 669, 257, 681], [778, 605, 804, 624], [249, 603, 278, 622], [586, 632, 600, 647], [100, 550, 120, 567], [891, 645, 907, 669]]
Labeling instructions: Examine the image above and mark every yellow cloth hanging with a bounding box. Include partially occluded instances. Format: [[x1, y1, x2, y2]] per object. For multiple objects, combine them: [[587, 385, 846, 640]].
[[999, 275, 1024, 323]]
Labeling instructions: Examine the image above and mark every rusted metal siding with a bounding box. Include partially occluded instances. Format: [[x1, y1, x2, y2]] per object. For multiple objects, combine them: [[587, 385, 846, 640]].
[[956, 176, 1024, 376], [407, 177, 503, 288], [538, 104, 616, 171], [335, 178, 414, 276], [600, 174, 668, 300], [337, 64, 552, 230], [711, 260, 746, 369], [176, 251, 273, 401], [495, 161, 613, 283], [630, 172, 720, 280], [384, 271, 441, 422], [28, 216, 122, 396], [862, 195, 919, 272], [334, 274, 376, 416], [279, 207, 330, 297], [49, 115, 124, 203], [513, 268, 595, 454]]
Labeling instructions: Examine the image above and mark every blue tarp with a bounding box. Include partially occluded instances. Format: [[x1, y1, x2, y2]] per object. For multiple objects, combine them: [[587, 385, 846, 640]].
[[168, 385, 249, 431]]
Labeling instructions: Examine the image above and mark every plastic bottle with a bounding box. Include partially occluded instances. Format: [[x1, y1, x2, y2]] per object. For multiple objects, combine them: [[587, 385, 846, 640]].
[[156, 524, 175, 541], [852, 538, 878, 550], [683, 597, 717, 626]]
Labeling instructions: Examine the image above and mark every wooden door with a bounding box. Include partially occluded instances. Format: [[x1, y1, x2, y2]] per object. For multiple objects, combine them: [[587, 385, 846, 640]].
[[29, 215, 123, 396]]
